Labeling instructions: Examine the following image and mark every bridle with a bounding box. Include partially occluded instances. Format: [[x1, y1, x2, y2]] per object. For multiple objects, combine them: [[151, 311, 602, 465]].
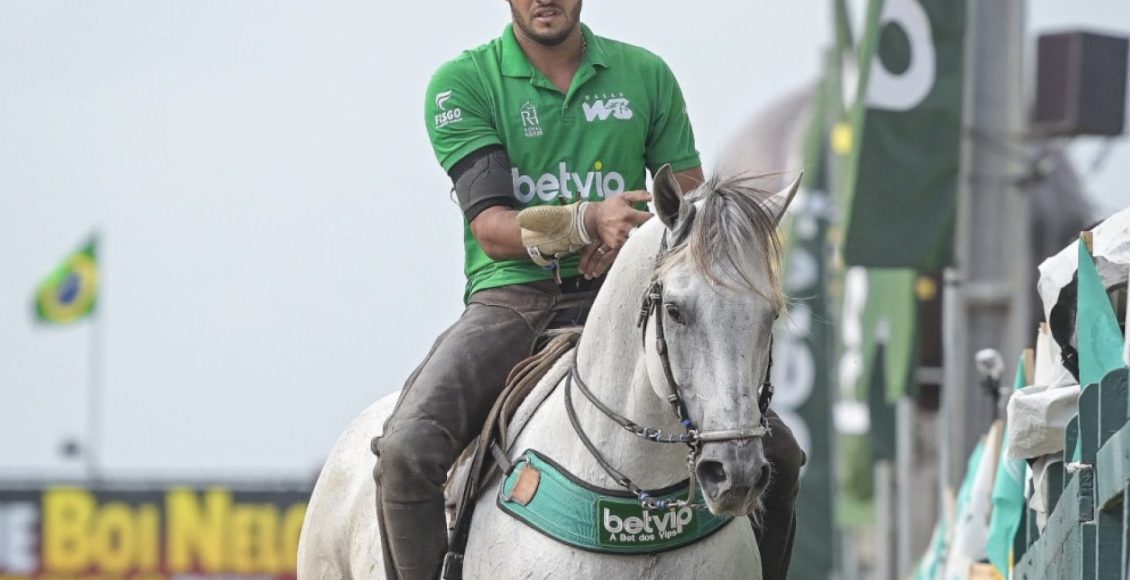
[[563, 213, 775, 511]]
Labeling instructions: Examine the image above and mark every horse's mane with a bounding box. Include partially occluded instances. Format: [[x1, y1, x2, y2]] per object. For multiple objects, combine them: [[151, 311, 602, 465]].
[[656, 173, 786, 312]]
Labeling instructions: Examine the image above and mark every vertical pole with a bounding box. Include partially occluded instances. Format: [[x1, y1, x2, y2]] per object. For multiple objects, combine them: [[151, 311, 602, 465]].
[[86, 249, 104, 485], [840, 528, 859, 580], [875, 461, 896, 580], [896, 397, 916, 577], [943, 0, 1029, 489]]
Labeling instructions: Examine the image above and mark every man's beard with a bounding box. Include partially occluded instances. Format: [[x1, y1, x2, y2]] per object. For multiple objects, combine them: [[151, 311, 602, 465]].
[[511, 2, 581, 47]]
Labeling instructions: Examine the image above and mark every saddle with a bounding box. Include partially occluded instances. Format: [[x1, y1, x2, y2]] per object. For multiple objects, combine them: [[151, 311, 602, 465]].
[[442, 329, 580, 580]]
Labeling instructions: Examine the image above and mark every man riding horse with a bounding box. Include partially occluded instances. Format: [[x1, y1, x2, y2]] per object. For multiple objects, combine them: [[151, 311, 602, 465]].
[[372, 1, 805, 578]]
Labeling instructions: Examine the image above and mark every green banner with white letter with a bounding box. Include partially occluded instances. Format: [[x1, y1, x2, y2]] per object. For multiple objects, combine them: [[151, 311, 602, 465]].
[[772, 47, 836, 580], [840, 0, 966, 270]]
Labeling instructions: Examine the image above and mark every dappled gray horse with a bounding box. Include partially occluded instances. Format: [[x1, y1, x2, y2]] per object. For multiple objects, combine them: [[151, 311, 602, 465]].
[[298, 166, 800, 579]]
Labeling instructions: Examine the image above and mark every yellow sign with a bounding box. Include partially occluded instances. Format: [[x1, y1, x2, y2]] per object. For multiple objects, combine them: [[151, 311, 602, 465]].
[[0, 486, 308, 579]]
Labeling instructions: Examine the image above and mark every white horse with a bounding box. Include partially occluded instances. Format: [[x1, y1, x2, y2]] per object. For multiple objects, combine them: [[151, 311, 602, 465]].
[[298, 166, 799, 579]]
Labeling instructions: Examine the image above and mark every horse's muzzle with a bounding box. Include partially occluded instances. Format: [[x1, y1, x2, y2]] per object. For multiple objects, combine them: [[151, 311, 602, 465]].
[[695, 440, 770, 516]]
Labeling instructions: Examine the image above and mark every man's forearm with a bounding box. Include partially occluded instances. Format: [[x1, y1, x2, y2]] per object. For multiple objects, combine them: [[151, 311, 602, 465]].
[[674, 167, 705, 195], [469, 206, 530, 260]]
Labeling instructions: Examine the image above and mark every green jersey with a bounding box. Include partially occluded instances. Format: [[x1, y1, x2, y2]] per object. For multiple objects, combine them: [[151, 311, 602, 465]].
[[426, 24, 700, 301]]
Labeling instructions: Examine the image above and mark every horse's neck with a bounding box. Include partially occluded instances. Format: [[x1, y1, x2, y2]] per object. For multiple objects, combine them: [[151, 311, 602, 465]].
[[567, 224, 690, 488]]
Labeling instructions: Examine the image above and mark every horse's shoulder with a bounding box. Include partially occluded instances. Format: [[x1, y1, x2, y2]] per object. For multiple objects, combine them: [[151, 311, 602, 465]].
[[504, 350, 575, 448]]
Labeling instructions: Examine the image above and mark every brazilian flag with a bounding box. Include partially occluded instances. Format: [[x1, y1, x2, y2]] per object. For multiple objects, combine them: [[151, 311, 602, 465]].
[[34, 237, 99, 324]]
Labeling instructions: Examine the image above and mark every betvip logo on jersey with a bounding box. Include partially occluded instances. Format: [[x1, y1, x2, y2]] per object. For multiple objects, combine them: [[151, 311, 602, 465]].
[[512, 161, 625, 203], [582, 93, 633, 122], [434, 89, 463, 128], [520, 101, 543, 138]]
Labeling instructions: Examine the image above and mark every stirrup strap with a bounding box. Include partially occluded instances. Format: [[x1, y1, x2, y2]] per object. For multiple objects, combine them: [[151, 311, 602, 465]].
[[443, 332, 580, 580], [490, 441, 514, 474], [441, 552, 463, 580]]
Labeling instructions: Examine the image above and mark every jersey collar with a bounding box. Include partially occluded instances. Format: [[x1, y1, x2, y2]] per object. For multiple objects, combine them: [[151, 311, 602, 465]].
[[501, 23, 610, 79]]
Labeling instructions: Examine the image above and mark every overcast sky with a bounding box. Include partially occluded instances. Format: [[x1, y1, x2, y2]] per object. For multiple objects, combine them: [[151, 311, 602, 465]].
[[1, 1, 1127, 481]]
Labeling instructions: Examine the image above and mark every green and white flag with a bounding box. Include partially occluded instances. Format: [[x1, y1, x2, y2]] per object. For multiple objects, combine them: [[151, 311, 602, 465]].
[[986, 354, 1030, 577], [1071, 235, 1124, 462], [839, 0, 966, 270], [1076, 235, 1123, 387], [771, 48, 836, 580]]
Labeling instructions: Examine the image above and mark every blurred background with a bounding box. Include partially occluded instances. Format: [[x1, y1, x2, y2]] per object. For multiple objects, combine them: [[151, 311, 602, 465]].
[[1, 0, 1128, 578]]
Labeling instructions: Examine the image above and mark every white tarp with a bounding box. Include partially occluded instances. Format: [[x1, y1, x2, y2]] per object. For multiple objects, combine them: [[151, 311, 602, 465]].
[[1007, 383, 1080, 460], [1036, 207, 1130, 327], [1007, 326, 1079, 460]]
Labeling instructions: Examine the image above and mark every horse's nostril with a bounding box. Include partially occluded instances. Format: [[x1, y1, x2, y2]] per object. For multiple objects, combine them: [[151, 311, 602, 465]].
[[697, 460, 728, 487], [754, 464, 771, 491]]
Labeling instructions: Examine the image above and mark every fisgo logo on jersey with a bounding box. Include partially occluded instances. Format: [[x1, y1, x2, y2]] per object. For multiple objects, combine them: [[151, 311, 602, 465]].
[[582, 94, 633, 122], [435, 90, 453, 111], [434, 89, 463, 128], [511, 161, 626, 203]]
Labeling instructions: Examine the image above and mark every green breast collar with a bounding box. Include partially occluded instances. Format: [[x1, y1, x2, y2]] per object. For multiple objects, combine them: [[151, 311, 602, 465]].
[[496, 449, 734, 554]]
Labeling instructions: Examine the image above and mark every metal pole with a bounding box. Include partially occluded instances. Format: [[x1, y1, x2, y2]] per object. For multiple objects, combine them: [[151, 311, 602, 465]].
[[943, 0, 1029, 489], [86, 254, 104, 485], [875, 460, 896, 580], [896, 397, 916, 577]]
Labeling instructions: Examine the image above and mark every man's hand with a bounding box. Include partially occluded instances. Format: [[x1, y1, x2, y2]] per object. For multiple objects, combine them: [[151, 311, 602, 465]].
[[514, 191, 652, 273], [584, 191, 653, 251], [578, 243, 619, 280]]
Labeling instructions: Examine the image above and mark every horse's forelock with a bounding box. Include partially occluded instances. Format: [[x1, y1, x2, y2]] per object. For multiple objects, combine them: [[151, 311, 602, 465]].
[[656, 173, 786, 312]]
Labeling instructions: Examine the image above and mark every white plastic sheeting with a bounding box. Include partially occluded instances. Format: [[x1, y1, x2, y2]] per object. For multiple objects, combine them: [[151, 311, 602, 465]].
[[1036, 207, 1130, 327], [1007, 328, 1079, 460]]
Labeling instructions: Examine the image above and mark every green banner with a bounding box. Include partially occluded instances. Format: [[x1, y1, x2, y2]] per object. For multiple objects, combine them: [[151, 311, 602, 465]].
[[838, 266, 921, 510], [867, 343, 898, 461], [860, 269, 919, 402], [840, 0, 966, 270], [771, 48, 836, 579], [859, 269, 920, 463]]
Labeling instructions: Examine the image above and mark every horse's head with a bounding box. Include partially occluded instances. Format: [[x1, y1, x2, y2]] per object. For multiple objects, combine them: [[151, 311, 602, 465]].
[[641, 165, 799, 517]]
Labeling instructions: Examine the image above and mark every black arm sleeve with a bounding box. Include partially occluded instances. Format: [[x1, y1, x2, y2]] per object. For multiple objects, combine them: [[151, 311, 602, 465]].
[[449, 145, 517, 222]]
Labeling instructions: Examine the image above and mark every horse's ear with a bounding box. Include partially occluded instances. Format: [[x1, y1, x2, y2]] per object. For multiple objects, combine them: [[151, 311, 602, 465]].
[[768, 171, 803, 227], [653, 164, 683, 230]]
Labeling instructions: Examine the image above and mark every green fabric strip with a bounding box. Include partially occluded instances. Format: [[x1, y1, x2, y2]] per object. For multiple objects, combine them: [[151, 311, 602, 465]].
[[986, 353, 1030, 576], [1071, 236, 1124, 461], [496, 449, 734, 554], [1076, 237, 1123, 387]]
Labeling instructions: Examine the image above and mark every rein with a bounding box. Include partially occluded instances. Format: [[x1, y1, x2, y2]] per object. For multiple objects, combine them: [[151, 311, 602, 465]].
[[563, 223, 776, 512]]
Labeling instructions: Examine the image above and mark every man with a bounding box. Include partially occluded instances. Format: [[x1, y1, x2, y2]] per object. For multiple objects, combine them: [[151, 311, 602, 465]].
[[373, 2, 804, 578]]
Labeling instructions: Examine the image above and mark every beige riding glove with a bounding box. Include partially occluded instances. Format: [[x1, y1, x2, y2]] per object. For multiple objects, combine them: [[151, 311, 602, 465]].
[[516, 201, 593, 266]]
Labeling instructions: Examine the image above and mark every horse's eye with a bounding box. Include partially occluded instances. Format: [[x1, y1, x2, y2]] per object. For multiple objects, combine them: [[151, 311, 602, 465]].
[[664, 303, 686, 325]]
